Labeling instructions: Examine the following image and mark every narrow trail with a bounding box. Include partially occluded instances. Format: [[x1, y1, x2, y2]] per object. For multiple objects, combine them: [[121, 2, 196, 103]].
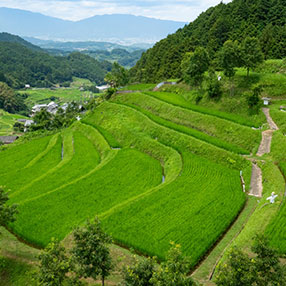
[[257, 130, 273, 156], [249, 108, 279, 197], [249, 162, 263, 197], [263, 108, 279, 130]]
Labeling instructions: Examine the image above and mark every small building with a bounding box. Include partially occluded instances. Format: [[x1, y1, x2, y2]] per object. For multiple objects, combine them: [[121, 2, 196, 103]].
[[262, 97, 271, 105], [32, 104, 48, 115], [47, 101, 58, 115], [24, 120, 34, 132], [25, 84, 31, 89], [96, 85, 110, 91], [17, 119, 27, 123], [0, 136, 19, 144]]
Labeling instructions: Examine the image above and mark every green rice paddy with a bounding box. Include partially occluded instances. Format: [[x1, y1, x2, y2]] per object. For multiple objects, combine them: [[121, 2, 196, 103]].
[[1, 86, 263, 266]]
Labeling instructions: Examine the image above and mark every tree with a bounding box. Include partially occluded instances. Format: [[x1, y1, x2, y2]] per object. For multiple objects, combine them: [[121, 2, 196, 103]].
[[121, 257, 156, 286], [252, 235, 286, 286], [151, 242, 196, 286], [241, 37, 264, 77], [246, 85, 262, 114], [31, 109, 52, 131], [104, 62, 129, 89], [215, 235, 286, 286], [219, 40, 240, 95], [36, 238, 70, 286], [181, 47, 209, 87], [0, 187, 18, 230], [72, 219, 112, 286], [215, 247, 254, 286], [207, 69, 223, 100]]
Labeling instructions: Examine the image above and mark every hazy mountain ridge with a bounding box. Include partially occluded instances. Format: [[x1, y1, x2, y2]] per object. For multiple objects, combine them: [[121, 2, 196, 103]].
[[0, 8, 187, 44]]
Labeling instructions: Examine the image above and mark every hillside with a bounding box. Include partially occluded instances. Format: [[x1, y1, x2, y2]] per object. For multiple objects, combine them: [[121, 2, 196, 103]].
[[0, 32, 42, 51], [1, 72, 286, 284], [0, 8, 186, 44], [131, 0, 286, 82], [0, 38, 112, 88], [0, 84, 261, 266]]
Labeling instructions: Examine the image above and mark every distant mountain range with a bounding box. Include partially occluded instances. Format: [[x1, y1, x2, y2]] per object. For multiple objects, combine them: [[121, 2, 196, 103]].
[[24, 37, 152, 52], [0, 7, 187, 44]]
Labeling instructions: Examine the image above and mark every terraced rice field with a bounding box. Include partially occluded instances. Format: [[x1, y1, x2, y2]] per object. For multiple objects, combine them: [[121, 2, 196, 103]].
[[266, 161, 286, 254], [0, 109, 27, 136], [1, 90, 262, 266]]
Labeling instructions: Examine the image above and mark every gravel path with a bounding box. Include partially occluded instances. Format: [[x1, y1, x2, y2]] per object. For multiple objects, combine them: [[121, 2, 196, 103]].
[[257, 130, 274, 157], [262, 108, 279, 130], [249, 108, 279, 197], [249, 162, 263, 197]]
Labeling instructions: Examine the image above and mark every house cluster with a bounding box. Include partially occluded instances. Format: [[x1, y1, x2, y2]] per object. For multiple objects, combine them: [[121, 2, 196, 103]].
[[31, 101, 69, 116]]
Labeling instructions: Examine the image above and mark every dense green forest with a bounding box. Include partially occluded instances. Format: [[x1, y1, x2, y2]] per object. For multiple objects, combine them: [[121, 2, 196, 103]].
[[131, 0, 286, 82], [0, 32, 42, 51], [0, 37, 112, 88], [84, 49, 144, 68]]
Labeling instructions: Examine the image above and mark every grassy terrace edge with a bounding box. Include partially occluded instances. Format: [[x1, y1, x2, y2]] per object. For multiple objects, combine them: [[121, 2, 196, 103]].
[[144, 91, 260, 128]]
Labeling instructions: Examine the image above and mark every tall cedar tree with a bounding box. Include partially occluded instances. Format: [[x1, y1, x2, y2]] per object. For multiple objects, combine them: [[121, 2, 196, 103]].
[[181, 47, 209, 87], [239, 37, 264, 77], [219, 40, 240, 95]]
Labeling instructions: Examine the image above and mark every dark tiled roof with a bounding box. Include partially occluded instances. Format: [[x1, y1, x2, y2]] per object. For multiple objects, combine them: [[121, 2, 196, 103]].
[[0, 136, 19, 144]]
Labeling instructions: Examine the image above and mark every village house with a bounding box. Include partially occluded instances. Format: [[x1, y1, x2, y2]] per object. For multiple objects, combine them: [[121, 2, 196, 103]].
[[0, 135, 19, 144], [262, 97, 271, 105]]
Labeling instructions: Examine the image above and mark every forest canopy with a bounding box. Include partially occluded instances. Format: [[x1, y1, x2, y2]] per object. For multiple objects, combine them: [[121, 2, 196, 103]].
[[131, 0, 286, 82]]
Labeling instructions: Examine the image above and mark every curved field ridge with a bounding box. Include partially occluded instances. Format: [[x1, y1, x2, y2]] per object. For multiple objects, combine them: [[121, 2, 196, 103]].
[[1, 135, 62, 194], [11, 148, 162, 247], [102, 152, 245, 266], [2, 95, 250, 266], [113, 101, 249, 155], [0, 135, 52, 176], [144, 91, 260, 128], [113, 92, 260, 154]]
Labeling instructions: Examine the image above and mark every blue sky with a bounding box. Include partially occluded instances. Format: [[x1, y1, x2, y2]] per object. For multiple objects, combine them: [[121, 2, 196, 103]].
[[0, 0, 231, 22]]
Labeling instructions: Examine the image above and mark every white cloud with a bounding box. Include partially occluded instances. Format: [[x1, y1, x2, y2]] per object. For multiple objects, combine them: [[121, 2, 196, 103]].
[[0, 0, 232, 22]]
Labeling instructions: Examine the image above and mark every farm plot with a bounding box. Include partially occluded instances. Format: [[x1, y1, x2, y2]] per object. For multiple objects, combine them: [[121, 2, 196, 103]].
[[102, 152, 245, 266], [266, 161, 286, 254], [0, 135, 52, 175], [11, 148, 162, 246], [4, 95, 250, 265], [1, 134, 62, 194], [9, 131, 101, 203], [113, 93, 260, 154], [270, 103, 286, 133], [145, 91, 260, 128], [21, 88, 83, 108], [84, 102, 251, 173], [83, 102, 248, 263], [0, 109, 27, 136]]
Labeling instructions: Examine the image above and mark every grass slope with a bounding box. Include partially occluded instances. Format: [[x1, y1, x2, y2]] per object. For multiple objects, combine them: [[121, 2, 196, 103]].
[[113, 93, 260, 154], [0, 110, 27, 136], [144, 91, 260, 128]]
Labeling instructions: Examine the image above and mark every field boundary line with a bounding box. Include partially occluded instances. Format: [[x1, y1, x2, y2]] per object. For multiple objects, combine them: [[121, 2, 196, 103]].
[[110, 101, 247, 157], [98, 151, 184, 220], [24, 134, 59, 168], [113, 100, 249, 155], [18, 150, 118, 205], [11, 131, 74, 198], [74, 121, 111, 154], [207, 198, 258, 281], [143, 92, 257, 128]]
